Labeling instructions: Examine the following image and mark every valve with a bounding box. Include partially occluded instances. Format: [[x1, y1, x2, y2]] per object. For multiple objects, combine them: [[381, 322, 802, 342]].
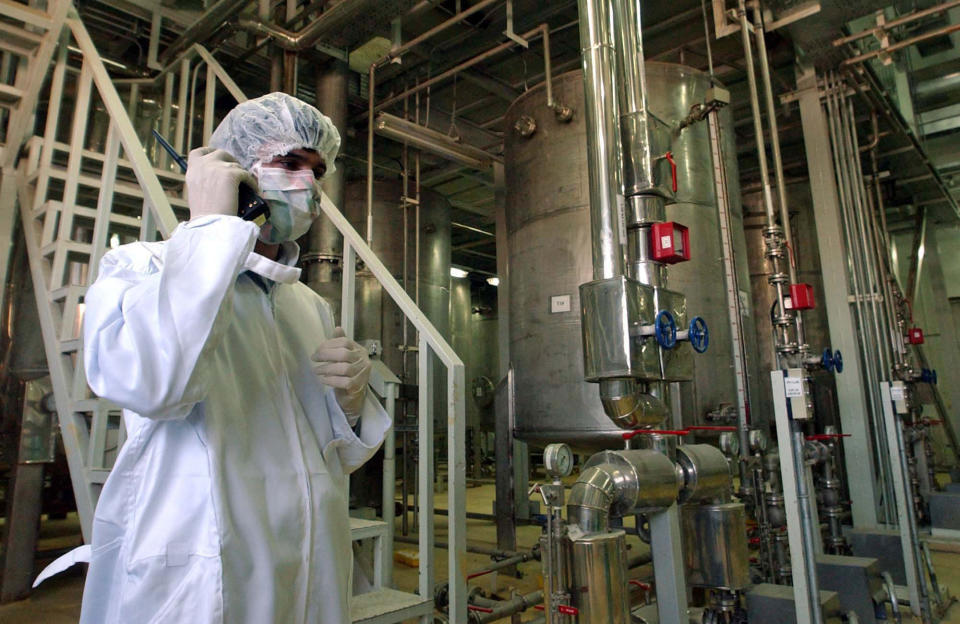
[[654, 309, 677, 349], [805, 433, 851, 442], [821, 348, 835, 372], [821, 348, 843, 373], [687, 316, 709, 353], [664, 150, 678, 193]]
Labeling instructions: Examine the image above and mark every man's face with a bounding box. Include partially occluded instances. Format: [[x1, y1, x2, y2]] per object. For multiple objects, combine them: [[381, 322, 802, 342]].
[[262, 148, 326, 179]]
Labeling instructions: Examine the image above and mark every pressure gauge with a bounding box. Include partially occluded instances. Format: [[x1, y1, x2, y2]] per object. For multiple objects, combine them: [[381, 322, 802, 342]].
[[748, 429, 769, 454], [543, 443, 574, 479], [719, 431, 740, 457]]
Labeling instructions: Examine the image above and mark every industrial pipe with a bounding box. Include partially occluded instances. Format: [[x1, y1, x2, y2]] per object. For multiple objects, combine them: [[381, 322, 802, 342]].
[[577, 0, 625, 280], [471, 591, 544, 623], [236, 0, 394, 51], [600, 379, 669, 430]]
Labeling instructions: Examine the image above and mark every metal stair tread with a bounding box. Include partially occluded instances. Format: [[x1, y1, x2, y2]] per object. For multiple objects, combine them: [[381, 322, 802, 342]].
[[0, 20, 43, 56], [0, 0, 53, 29], [40, 239, 91, 258], [0, 83, 24, 104], [45, 166, 188, 210], [349, 517, 389, 541], [60, 337, 81, 353], [48, 284, 87, 302], [47, 139, 186, 184], [349, 588, 432, 623]]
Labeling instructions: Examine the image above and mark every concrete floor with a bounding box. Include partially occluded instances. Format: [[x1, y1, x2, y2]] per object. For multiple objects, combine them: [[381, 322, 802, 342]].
[[2, 482, 960, 623]]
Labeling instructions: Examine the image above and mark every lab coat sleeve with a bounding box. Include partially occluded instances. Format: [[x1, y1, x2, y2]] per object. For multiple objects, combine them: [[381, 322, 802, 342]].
[[84, 215, 259, 418], [323, 388, 390, 475]]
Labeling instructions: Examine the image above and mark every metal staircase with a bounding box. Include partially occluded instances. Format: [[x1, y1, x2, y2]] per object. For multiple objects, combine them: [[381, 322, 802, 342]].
[[0, 3, 466, 621]]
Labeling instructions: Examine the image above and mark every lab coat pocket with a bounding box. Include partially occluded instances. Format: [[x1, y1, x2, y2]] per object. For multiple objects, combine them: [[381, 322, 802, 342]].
[[123, 554, 223, 624]]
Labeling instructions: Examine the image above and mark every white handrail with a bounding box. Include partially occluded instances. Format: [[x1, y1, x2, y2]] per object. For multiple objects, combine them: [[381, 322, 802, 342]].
[[318, 191, 467, 623], [67, 9, 179, 237]]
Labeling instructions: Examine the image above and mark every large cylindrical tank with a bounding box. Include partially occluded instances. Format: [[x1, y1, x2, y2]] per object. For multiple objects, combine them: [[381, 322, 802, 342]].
[[504, 65, 761, 449], [744, 180, 837, 428], [343, 180, 451, 422], [449, 277, 499, 431]]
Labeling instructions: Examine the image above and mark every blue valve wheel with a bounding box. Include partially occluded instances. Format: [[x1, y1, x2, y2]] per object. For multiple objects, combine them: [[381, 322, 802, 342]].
[[689, 316, 709, 353], [822, 348, 835, 372], [833, 350, 843, 374], [655, 310, 677, 349]]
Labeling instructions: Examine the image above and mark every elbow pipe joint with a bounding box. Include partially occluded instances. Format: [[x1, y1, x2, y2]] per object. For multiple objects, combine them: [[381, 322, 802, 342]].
[[567, 449, 681, 533], [599, 378, 669, 430]]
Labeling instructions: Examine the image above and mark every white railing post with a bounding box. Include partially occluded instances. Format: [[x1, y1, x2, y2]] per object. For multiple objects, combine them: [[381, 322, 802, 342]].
[[417, 335, 434, 621], [341, 242, 356, 337]]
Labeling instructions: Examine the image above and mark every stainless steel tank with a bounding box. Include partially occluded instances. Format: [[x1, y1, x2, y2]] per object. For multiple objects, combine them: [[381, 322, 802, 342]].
[[744, 180, 837, 428], [449, 277, 498, 431], [343, 181, 451, 422], [504, 65, 760, 449]]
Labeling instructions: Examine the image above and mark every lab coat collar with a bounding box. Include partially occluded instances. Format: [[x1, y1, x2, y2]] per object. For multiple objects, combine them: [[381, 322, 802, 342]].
[[243, 241, 302, 284]]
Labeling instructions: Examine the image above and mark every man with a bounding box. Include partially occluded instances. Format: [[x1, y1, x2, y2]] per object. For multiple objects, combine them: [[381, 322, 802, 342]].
[[79, 93, 389, 623]]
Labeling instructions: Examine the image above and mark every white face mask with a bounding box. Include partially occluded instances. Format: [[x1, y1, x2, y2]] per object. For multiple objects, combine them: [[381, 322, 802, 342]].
[[253, 165, 320, 244]]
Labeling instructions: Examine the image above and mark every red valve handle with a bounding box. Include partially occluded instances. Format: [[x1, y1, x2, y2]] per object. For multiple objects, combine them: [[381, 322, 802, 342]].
[[804, 433, 851, 441], [622, 429, 690, 440], [926, 419, 942, 426], [687, 425, 737, 432], [558, 605, 580, 616], [535, 605, 544, 612], [468, 605, 494, 614], [629, 580, 652, 590], [665, 151, 678, 193], [749, 537, 761, 545]]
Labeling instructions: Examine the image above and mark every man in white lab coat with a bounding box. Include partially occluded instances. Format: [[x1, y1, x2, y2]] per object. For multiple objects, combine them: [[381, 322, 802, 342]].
[[78, 92, 389, 623]]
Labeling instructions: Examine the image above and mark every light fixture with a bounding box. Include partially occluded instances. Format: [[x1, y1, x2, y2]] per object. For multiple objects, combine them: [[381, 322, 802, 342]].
[[375, 112, 493, 169], [486, 276, 500, 286], [450, 267, 469, 278]]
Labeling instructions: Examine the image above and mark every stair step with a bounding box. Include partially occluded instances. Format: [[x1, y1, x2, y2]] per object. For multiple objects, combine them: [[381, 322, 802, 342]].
[[45, 167, 188, 211], [60, 338, 81, 353], [0, 20, 42, 56], [49, 284, 87, 302], [350, 588, 432, 624], [0, 83, 24, 106], [349, 517, 389, 541], [41, 239, 91, 259], [71, 398, 104, 413], [87, 468, 111, 484], [0, 0, 54, 29]]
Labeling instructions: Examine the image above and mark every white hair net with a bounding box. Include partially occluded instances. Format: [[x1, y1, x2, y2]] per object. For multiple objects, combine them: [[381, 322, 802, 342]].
[[209, 92, 340, 179]]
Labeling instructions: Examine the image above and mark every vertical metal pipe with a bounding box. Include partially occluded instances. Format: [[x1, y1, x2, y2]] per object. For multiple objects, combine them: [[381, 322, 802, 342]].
[[307, 61, 348, 298], [577, 0, 624, 280], [752, 3, 808, 352], [737, 0, 791, 360], [366, 64, 376, 247]]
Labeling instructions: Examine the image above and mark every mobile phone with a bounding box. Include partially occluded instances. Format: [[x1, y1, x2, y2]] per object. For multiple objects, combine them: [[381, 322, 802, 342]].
[[151, 130, 270, 226]]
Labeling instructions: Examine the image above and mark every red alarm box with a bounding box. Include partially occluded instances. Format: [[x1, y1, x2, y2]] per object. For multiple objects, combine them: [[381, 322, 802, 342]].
[[787, 283, 816, 310], [649, 222, 690, 264], [908, 327, 925, 344]]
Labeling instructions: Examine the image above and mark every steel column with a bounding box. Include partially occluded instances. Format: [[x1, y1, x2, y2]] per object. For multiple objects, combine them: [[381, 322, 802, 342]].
[[795, 64, 880, 527]]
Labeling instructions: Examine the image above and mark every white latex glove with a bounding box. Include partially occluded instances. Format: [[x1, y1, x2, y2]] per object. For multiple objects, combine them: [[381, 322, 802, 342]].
[[311, 327, 371, 418], [185, 147, 259, 220]]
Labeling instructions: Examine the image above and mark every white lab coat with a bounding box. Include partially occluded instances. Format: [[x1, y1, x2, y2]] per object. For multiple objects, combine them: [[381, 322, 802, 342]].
[[78, 214, 389, 623]]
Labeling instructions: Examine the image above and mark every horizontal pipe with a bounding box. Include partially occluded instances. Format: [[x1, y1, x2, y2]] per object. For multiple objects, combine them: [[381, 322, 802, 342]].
[[393, 535, 531, 560], [842, 22, 960, 66], [833, 0, 960, 47]]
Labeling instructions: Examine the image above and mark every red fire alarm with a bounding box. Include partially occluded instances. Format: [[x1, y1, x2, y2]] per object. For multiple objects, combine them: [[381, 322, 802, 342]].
[[649, 222, 690, 264], [908, 327, 925, 345], [787, 283, 816, 310]]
